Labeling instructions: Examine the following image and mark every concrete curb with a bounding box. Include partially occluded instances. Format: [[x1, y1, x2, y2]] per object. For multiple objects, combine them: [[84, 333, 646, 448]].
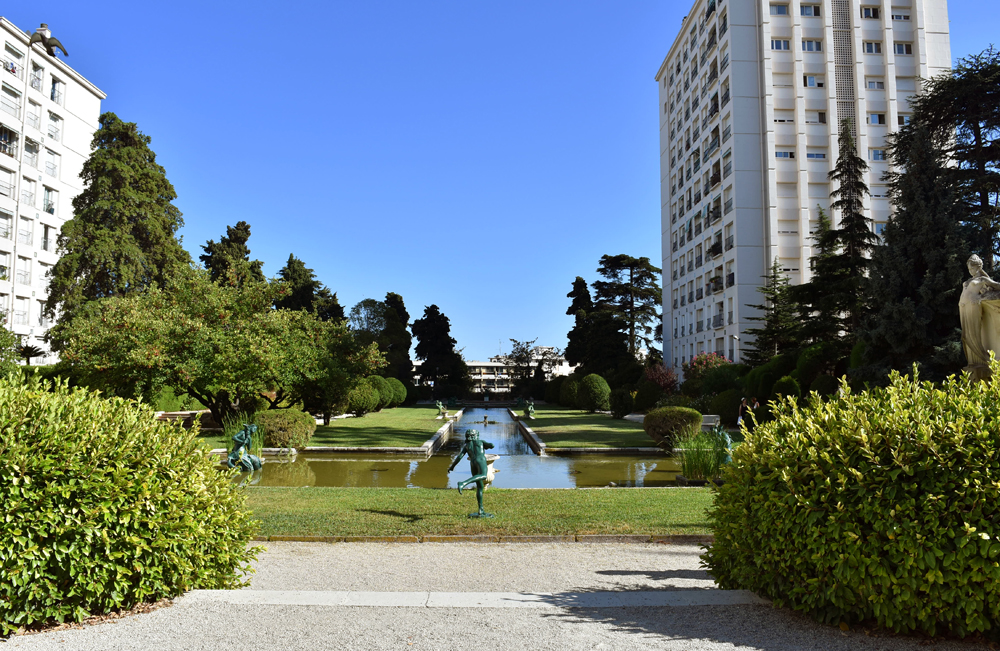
[[302, 410, 463, 457], [511, 409, 547, 455], [251, 534, 713, 544], [543, 447, 664, 456]]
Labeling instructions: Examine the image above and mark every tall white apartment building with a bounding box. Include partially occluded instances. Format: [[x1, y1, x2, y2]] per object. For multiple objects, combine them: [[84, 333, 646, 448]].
[[0, 18, 104, 361], [655, 0, 949, 370]]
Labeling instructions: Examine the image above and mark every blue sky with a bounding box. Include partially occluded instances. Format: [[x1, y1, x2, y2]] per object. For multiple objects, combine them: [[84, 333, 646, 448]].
[[4, 1, 991, 361]]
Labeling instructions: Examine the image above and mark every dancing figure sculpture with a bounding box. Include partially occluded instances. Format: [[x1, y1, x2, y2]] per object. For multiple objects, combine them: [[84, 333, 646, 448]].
[[448, 428, 495, 518], [960, 254, 1000, 381]]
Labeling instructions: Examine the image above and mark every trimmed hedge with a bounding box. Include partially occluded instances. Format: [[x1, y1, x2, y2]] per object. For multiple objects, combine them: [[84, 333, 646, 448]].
[[632, 379, 663, 413], [559, 379, 579, 408], [704, 367, 1000, 637], [771, 375, 800, 400], [385, 377, 407, 407], [609, 387, 634, 419], [709, 388, 742, 426], [0, 377, 256, 635], [257, 408, 317, 448], [643, 406, 701, 451], [347, 378, 379, 417], [809, 374, 838, 397], [367, 376, 393, 411], [577, 374, 611, 412]]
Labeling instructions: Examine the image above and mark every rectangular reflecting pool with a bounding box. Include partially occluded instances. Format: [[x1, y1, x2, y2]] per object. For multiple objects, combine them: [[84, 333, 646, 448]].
[[236, 407, 680, 488]]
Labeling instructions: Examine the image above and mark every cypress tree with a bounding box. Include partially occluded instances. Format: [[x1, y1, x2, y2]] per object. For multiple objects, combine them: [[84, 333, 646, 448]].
[[45, 112, 190, 349], [792, 208, 845, 343], [199, 221, 265, 283], [858, 126, 969, 381], [412, 305, 470, 397], [564, 277, 593, 368], [743, 258, 801, 367], [274, 254, 344, 321], [381, 292, 413, 383]]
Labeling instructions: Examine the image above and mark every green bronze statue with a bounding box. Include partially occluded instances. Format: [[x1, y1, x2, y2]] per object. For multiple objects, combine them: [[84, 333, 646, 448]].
[[436, 400, 447, 417], [448, 428, 495, 518], [525, 399, 535, 419], [227, 423, 263, 472]]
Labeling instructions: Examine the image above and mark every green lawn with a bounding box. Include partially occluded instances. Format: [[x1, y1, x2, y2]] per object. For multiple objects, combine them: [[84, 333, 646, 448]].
[[197, 431, 228, 450], [527, 405, 654, 448], [246, 487, 712, 537], [310, 404, 448, 447]]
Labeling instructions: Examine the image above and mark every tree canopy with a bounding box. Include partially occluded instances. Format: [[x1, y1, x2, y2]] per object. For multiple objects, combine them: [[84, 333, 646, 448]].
[[592, 254, 663, 357], [275, 254, 343, 321], [200, 221, 265, 284], [743, 258, 801, 367], [412, 304, 470, 397], [45, 112, 190, 349]]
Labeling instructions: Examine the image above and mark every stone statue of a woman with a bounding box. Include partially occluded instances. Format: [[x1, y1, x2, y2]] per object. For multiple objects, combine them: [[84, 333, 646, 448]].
[[959, 254, 1000, 380]]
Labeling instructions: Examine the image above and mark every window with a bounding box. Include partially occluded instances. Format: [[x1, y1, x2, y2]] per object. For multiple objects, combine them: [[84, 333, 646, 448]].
[[801, 5, 820, 15], [26, 100, 40, 130], [20, 177, 34, 206], [891, 12, 910, 20], [3, 44, 23, 80], [769, 4, 788, 15], [894, 42, 913, 55], [0, 167, 11, 197], [17, 217, 31, 246], [0, 252, 8, 281], [861, 6, 880, 18], [801, 40, 822, 52], [867, 79, 885, 89], [775, 151, 795, 159], [0, 84, 19, 119], [803, 75, 825, 87], [870, 149, 886, 161], [868, 113, 886, 125], [43, 187, 56, 215], [898, 114, 912, 126], [806, 152, 827, 159], [47, 113, 61, 141], [0, 211, 9, 239], [864, 42, 882, 54], [15, 257, 29, 286], [29, 63, 42, 91], [50, 77, 64, 105], [805, 111, 827, 124], [23, 140, 38, 168], [771, 39, 790, 51], [44, 149, 58, 178], [874, 222, 887, 236]]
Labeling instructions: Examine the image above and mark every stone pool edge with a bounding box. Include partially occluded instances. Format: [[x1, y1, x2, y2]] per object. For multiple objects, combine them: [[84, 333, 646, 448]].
[[253, 534, 714, 544]]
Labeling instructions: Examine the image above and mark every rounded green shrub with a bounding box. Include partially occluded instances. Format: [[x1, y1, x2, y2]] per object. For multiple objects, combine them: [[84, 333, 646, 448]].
[[709, 388, 742, 426], [257, 408, 317, 448], [386, 377, 407, 407], [0, 377, 257, 635], [347, 378, 379, 416], [609, 387, 634, 419], [632, 379, 664, 413], [771, 375, 800, 400], [559, 378, 579, 408], [577, 374, 611, 412], [367, 376, 393, 411], [796, 343, 838, 389], [704, 367, 1000, 637], [809, 374, 838, 397], [643, 406, 701, 451]]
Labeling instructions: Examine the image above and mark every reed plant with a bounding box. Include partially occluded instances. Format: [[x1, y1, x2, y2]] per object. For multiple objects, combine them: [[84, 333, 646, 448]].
[[677, 425, 731, 480], [222, 411, 264, 455]]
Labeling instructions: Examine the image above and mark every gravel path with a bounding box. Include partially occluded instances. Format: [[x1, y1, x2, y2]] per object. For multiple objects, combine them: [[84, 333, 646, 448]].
[[4, 543, 991, 650]]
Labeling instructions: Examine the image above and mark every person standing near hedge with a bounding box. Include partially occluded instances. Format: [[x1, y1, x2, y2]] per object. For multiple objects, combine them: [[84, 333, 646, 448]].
[[737, 397, 748, 427]]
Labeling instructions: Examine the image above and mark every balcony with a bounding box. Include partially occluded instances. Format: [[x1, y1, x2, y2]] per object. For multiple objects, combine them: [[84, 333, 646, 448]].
[[707, 206, 722, 223], [673, 299, 678, 310], [702, 181, 710, 196], [709, 101, 719, 118], [723, 161, 732, 178], [18, 230, 31, 245], [0, 226, 9, 240], [0, 95, 19, 119], [709, 276, 724, 292], [672, 270, 678, 281], [43, 199, 55, 215], [12, 310, 27, 326], [687, 260, 694, 272], [725, 235, 734, 250], [709, 241, 723, 258], [705, 0, 716, 19], [696, 255, 703, 268], [3, 59, 23, 80], [713, 314, 725, 328], [708, 68, 718, 84], [674, 328, 678, 338], [26, 112, 39, 130], [0, 131, 17, 159], [688, 291, 695, 303], [721, 89, 731, 107], [722, 125, 731, 143], [686, 228, 693, 243], [726, 272, 735, 287], [30, 71, 42, 91], [720, 21, 728, 37], [728, 311, 734, 325], [720, 53, 729, 72], [672, 241, 678, 252], [45, 162, 57, 177], [693, 158, 701, 173], [680, 295, 687, 306], [23, 147, 37, 168], [51, 87, 63, 106], [680, 265, 686, 277], [47, 125, 60, 142], [694, 191, 702, 205], [41, 237, 52, 252], [38, 316, 51, 328], [21, 190, 33, 206], [686, 198, 693, 211], [725, 197, 733, 214], [0, 179, 11, 198], [696, 287, 704, 300], [16, 271, 30, 286], [710, 171, 721, 187], [697, 321, 705, 333]]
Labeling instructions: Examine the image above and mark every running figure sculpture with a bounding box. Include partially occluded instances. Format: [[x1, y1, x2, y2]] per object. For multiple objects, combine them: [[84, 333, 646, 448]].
[[448, 429, 495, 518]]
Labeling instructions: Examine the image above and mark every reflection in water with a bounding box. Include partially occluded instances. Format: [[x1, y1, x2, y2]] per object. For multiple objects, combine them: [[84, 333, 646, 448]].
[[238, 406, 680, 488]]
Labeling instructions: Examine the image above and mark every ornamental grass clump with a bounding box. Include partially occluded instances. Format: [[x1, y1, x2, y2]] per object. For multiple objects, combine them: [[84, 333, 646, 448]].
[[0, 376, 258, 636], [703, 363, 1000, 637]]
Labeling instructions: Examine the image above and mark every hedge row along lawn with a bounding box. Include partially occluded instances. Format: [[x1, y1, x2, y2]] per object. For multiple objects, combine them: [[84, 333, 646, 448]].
[[526, 404, 653, 448], [246, 486, 713, 537]]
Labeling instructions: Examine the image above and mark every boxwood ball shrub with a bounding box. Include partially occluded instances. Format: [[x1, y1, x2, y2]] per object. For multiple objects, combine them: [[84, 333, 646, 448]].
[[608, 387, 634, 419], [770, 375, 800, 400], [643, 406, 701, 451], [0, 377, 257, 635], [632, 379, 663, 413], [704, 366, 1000, 637], [809, 374, 839, 397], [386, 377, 407, 407], [256, 408, 317, 448], [367, 376, 393, 411], [577, 374, 611, 412], [347, 378, 379, 416], [559, 378, 579, 408]]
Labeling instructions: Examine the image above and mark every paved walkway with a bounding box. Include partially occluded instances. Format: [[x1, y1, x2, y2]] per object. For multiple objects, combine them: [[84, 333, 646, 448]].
[[5, 543, 987, 650]]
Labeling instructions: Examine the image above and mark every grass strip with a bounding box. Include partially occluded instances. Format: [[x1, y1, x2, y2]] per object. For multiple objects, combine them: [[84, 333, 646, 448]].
[[527, 405, 653, 448], [310, 404, 446, 447], [245, 486, 712, 537]]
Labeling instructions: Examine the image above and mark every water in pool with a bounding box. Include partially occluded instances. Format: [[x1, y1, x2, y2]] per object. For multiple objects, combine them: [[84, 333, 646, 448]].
[[240, 407, 679, 488]]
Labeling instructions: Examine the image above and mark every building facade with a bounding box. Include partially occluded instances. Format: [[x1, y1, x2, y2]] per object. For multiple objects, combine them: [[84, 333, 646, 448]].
[[415, 347, 576, 395], [655, 0, 950, 370], [0, 18, 104, 362]]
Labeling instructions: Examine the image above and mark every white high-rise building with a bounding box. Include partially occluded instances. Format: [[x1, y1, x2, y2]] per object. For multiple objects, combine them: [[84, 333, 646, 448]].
[[0, 18, 104, 361], [655, 0, 950, 370]]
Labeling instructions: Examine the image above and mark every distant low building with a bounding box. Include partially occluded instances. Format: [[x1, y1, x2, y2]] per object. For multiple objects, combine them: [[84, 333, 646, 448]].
[[414, 346, 576, 394]]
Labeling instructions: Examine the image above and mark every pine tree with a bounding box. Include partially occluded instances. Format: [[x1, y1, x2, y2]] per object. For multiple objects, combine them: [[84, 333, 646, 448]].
[[564, 277, 593, 367], [412, 305, 470, 397], [199, 221, 265, 283], [275, 254, 344, 321], [792, 208, 845, 343], [858, 126, 970, 381], [743, 258, 801, 367], [45, 112, 190, 350], [381, 292, 413, 383], [592, 254, 663, 357]]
